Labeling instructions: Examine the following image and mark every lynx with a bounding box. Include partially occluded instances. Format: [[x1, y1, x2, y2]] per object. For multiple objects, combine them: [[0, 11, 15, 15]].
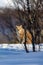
[[16, 25, 32, 44]]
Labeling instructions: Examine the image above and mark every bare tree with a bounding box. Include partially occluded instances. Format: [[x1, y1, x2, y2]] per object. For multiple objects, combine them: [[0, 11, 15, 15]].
[[12, 0, 43, 52]]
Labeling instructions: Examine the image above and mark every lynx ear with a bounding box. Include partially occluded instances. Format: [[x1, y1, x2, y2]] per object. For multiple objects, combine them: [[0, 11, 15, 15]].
[[20, 25, 22, 27], [16, 25, 18, 28], [16, 25, 22, 28]]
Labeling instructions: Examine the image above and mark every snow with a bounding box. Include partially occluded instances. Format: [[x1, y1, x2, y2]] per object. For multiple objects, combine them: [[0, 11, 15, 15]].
[[0, 43, 43, 51], [0, 48, 43, 65], [0, 43, 43, 65]]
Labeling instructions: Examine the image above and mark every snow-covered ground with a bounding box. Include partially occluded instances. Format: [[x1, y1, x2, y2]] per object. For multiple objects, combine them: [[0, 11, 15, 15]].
[[0, 43, 43, 65], [0, 43, 43, 51], [0, 48, 43, 65]]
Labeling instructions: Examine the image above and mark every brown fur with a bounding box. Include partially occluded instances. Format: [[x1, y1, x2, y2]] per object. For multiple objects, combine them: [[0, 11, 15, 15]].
[[16, 25, 32, 44]]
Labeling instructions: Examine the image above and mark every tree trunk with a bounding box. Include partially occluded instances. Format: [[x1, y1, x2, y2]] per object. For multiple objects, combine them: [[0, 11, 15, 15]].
[[24, 27, 29, 53], [26, 0, 35, 52]]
